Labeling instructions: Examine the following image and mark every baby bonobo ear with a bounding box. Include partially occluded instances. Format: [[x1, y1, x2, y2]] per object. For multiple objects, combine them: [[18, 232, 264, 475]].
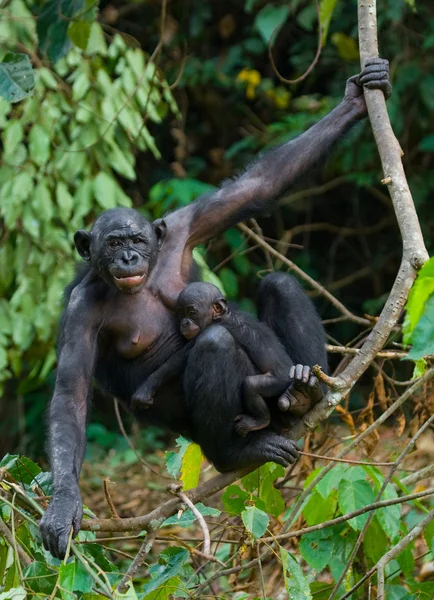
[[74, 230, 91, 261], [212, 299, 228, 320], [153, 218, 167, 251]]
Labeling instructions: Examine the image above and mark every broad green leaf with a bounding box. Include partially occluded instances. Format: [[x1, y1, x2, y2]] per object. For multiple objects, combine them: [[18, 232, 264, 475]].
[[58, 559, 93, 595], [403, 257, 434, 343], [338, 480, 376, 530], [0, 587, 27, 600], [23, 562, 57, 595], [141, 548, 189, 596], [299, 529, 333, 572], [406, 295, 434, 359], [331, 33, 359, 61], [303, 490, 337, 526], [0, 454, 41, 485], [3, 120, 23, 156], [396, 544, 415, 576], [219, 267, 238, 299], [319, 0, 338, 43], [36, 0, 85, 63], [180, 442, 203, 490], [162, 503, 220, 528], [29, 124, 50, 166], [221, 484, 250, 515], [68, 21, 91, 51], [280, 548, 312, 600], [254, 5, 289, 45], [56, 182, 74, 220], [94, 172, 118, 209], [376, 484, 401, 540], [0, 54, 35, 103], [241, 506, 269, 539], [165, 435, 190, 479], [258, 463, 285, 517], [33, 181, 54, 222], [364, 518, 388, 563]]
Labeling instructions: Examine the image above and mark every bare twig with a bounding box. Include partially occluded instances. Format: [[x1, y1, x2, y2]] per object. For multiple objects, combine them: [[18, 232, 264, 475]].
[[103, 478, 120, 519], [116, 529, 159, 594], [167, 483, 211, 556], [0, 518, 32, 567]]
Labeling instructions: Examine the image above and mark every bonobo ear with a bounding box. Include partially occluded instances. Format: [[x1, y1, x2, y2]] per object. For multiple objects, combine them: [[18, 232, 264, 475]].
[[74, 230, 92, 261], [212, 299, 228, 320], [153, 218, 167, 251]]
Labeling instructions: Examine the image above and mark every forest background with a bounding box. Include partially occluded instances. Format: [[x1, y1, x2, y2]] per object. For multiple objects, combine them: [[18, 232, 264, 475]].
[[1, 0, 434, 598]]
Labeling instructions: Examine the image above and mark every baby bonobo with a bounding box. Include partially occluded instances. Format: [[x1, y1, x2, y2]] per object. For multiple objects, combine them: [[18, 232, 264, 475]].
[[133, 282, 294, 436]]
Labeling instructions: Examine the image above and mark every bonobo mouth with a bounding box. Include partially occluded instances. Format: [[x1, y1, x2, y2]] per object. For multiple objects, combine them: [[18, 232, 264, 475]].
[[181, 328, 200, 341], [113, 273, 146, 291]]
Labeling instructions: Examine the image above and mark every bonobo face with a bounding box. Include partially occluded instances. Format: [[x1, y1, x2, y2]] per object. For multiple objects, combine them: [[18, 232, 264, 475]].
[[176, 282, 228, 340], [74, 208, 166, 294]]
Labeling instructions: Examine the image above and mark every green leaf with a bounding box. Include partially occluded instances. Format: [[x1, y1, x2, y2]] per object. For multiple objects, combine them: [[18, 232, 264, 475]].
[[364, 518, 388, 563], [319, 0, 338, 43], [0, 454, 41, 485], [23, 562, 57, 595], [241, 506, 269, 539], [58, 559, 93, 595], [407, 295, 434, 359], [338, 480, 376, 530], [68, 20, 91, 51], [141, 547, 189, 596], [219, 267, 238, 299], [280, 547, 312, 600], [0, 54, 35, 103], [32, 181, 54, 222], [302, 490, 337, 526], [299, 529, 333, 572], [403, 257, 434, 343], [376, 484, 401, 540], [258, 463, 285, 517], [56, 182, 74, 220], [180, 442, 203, 490], [93, 172, 119, 210], [36, 0, 85, 63], [221, 485, 250, 515], [165, 435, 190, 479], [29, 125, 51, 166], [162, 503, 220, 528], [0, 587, 27, 600], [255, 5, 289, 45]]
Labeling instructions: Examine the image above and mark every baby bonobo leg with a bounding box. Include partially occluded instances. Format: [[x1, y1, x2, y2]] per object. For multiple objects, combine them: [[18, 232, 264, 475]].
[[278, 364, 323, 417], [235, 373, 286, 437]]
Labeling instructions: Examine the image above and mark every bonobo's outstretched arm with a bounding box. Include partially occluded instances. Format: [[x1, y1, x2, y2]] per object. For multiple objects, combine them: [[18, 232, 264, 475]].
[[181, 59, 391, 248], [39, 285, 100, 559]]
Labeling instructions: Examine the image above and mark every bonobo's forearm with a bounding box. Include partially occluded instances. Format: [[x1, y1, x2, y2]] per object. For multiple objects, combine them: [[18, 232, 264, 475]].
[[49, 391, 87, 495]]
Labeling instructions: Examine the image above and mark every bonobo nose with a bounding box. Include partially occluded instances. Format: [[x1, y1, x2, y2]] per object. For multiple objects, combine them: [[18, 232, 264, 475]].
[[121, 251, 139, 265]]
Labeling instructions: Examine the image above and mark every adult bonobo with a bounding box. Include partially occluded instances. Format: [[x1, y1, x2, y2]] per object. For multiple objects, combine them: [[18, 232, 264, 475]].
[[40, 59, 392, 558]]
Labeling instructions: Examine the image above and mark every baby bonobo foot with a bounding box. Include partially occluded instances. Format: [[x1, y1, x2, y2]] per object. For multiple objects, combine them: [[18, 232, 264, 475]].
[[278, 364, 323, 417], [234, 414, 270, 438], [132, 382, 155, 410]]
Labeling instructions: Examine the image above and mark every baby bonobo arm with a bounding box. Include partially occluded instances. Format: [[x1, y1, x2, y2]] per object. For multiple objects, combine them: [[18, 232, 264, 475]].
[[132, 346, 189, 409]]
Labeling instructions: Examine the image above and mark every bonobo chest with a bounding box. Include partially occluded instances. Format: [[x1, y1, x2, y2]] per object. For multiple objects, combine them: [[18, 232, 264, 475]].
[[103, 288, 177, 359]]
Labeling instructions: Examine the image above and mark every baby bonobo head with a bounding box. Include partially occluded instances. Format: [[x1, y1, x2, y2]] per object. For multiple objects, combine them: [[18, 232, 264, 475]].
[[176, 282, 228, 340]]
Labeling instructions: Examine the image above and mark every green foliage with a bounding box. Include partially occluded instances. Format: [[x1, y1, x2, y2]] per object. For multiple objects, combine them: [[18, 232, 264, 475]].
[[0, 54, 35, 103], [403, 257, 434, 360], [0, 1, 177, 400]]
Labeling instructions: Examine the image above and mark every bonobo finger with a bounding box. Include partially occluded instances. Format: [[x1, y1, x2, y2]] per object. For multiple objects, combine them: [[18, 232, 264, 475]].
[[278, 395, 290, 411], [289, 365, 295, 379], [360, 64, 389, 77], [364, 57, 389, 67], [308, 374, 319, 388], [302, 365, 310, 384], [295, 364, 304, 381], [360, 71, 389, 84]]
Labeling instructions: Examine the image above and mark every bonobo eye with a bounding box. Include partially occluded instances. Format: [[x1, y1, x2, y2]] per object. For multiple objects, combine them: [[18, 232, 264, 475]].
[[133, 237, 145, 244], [109, 239, 121, 248]]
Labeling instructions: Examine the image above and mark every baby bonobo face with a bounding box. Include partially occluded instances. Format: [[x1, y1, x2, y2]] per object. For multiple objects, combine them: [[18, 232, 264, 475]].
[[176, 282, 228, 340]]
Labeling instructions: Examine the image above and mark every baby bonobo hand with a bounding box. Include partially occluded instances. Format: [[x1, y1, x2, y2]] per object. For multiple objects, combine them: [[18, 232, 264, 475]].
[[132, 381, 155, 410], [278, 364, 323, 417]]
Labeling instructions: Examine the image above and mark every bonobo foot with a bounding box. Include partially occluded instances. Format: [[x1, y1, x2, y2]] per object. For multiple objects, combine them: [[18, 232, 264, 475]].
[[132, 381, 155, 410], [234, 413, 270, 438], [278, 364, 323, 417], [40, 486, 83, 559], [213, 431, 299, 472]]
